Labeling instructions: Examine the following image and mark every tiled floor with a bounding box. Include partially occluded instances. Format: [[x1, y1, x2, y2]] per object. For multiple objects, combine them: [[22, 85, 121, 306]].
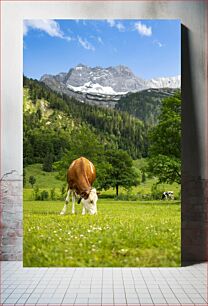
[[0, 261, 207, 305]]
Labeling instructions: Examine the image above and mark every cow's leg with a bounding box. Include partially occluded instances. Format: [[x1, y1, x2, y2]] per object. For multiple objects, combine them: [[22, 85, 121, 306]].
[[72, 192, 76, 214], [82, 204, 86, 215], [60, 189, 70, 215]]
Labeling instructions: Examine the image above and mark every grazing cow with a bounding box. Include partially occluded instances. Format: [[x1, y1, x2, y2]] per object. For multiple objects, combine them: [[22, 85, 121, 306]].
[[60, 157, 98, 215], [162, 191, 174, 200]]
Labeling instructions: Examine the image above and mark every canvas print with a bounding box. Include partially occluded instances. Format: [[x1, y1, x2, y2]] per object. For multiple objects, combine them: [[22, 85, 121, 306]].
[[23, 19, 181, 267]]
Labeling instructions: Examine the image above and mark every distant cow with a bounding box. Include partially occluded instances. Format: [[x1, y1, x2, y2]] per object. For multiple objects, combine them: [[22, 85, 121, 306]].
[[60, 157, 98, 215], [162, 191, 174, 200]]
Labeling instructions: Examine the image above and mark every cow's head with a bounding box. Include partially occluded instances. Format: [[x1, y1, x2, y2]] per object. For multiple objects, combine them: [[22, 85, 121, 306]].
[[81, 188, 98, 215]]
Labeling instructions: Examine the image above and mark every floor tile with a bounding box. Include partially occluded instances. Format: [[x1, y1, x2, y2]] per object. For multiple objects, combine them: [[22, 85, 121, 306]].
[[0, 262, 207, 306]]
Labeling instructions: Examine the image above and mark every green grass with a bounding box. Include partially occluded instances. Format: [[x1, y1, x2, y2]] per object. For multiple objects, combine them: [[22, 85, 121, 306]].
[[24, 163, 181, 200], [24, 162, 181, 267], [25, 164, 64, 189], [23, 199, 181, 267]]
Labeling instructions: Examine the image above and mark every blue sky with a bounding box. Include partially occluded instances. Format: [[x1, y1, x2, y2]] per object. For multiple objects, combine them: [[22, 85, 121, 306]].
[[23, 19, 180, 80]]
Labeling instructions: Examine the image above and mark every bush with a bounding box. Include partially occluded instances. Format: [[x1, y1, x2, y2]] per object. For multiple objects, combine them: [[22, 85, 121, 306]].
[[151, 183, 177, 200], [40, 190, 49, 201], [141, 171, 146, 183], [115, 193, 141, 201], [60, 184, 66, 200], [29, 175, 36, 188], [174, 189, 181, 200], [141, 194, 152, 200], [114, 191, 158, 201], [50, 188, 56, 200], [151, 183, 164, 200], [33, 186, 40, 200], [33, 187, 49, 201]]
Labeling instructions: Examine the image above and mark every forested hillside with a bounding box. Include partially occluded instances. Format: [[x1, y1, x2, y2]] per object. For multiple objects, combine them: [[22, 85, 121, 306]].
[[116, 88, 177, 125], [23, 76, 148, 167]]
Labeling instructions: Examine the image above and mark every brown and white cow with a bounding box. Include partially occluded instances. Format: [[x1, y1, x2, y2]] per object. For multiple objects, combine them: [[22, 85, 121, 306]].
[[60, 157, 98, 215]]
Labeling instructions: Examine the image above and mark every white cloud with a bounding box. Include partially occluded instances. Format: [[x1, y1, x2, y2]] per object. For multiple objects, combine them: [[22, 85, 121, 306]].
[[97, 36, 104, 45], [116, 22, 125, 32], [107, 19, 116, 27], [78, 36, 95, 51], [106, 19, 125, 32], [90, 35, 104, 45], [24, 19, 63, 37], [134, 21, 152, 37], [153, 39, 164, 47], [23, 19, 71, 41]]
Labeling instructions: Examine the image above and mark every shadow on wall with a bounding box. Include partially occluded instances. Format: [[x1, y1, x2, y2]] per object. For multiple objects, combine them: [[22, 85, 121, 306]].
[[181, 24, 208, 265]]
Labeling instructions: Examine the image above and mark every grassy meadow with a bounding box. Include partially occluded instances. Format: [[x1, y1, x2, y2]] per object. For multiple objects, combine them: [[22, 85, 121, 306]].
[[24, 200, 180, 267], [23, 163, 181, 267], [24, 163, 181, 200]]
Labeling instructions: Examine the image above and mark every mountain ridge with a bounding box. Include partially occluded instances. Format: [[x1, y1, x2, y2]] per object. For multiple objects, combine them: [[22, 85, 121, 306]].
[[23, 76, 147, 163], [40, 64, 181, 107]]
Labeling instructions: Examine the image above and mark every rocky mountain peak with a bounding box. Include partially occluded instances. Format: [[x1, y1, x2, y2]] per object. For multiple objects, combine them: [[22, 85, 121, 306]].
[[40, 64, 180, 107]]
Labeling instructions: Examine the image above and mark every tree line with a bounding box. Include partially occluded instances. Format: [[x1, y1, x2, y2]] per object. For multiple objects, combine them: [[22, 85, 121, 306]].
[[23, 75, 181, 194], [116, 88, 176, 125], [23, 76, 148, 163]]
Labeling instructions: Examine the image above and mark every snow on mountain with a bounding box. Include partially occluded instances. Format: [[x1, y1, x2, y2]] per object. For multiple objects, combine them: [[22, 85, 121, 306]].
[[40, 64, 180, 107], [63, 64, 145, 93], [146, 75, 181, 89], [67, 81, 128, 96]]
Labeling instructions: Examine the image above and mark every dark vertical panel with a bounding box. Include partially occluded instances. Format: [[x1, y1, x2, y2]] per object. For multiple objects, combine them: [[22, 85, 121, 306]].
[[181, 25, 208, 265]]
